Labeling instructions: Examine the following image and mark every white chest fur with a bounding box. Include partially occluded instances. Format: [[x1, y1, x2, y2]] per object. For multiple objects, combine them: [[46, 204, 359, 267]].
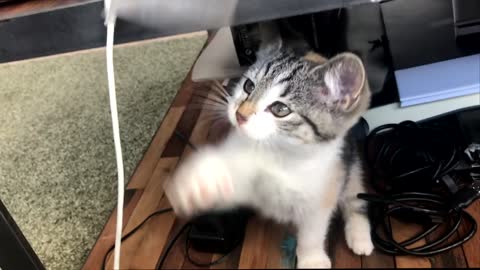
[[219, 132, 345, 223]]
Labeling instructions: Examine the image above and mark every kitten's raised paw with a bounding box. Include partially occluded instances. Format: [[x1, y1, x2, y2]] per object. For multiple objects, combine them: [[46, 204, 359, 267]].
[[345, 217, 374, 256], [163, 151, 233, 217], [297, 253, 332, 269]]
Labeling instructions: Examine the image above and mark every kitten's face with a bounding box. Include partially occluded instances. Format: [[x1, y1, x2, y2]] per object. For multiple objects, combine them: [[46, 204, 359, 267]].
[[227, 48, 371, 144]]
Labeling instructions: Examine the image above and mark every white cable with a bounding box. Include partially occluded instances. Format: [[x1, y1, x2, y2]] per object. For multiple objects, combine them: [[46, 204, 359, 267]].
[[104, 0, 124, 269]]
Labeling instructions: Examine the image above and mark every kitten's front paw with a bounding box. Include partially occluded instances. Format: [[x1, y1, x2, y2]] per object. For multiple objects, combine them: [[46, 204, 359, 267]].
[[297, 252, 331, 269], [163, 152, 233, 217], [345, 216, 374, 256]]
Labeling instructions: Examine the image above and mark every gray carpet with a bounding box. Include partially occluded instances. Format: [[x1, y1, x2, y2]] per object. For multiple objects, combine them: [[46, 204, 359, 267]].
[[0, 33, 207, 270]]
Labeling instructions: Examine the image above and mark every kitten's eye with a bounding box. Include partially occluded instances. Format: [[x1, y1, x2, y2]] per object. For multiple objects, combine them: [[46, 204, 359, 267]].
[[269, 102, 291, 118], [243, 79, 255, 94]]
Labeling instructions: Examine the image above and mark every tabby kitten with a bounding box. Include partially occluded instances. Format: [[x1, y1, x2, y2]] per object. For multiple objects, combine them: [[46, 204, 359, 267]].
[[164, 40, 374, 268]]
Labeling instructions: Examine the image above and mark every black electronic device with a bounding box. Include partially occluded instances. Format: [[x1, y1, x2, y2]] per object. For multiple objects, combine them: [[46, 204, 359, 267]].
[[187, 208, 253, 254], [453, 0, 480, 40]]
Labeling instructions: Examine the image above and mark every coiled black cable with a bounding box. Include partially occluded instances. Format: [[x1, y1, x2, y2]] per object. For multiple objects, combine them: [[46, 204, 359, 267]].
[[358, 192, 477, 256], [365, 120, 461, 194], [360, 120, 479, 256]]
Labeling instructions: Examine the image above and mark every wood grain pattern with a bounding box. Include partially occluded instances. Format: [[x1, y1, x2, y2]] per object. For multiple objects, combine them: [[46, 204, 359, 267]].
[[128, 197, 176, 269], [238, 218, 270, 269], [209, 244, 242, 269], [361, 226, 395, 269], [127, 73, 195, 189], [3, 4, 476, 268], [82, 73, 195, 270], [390, 218, 432, 268], [264, 222, 290, 269], [104, 143, 180, 268], [329, 216, 362, 269], [362, 249, 396, 269], [424, 223, 467, 268], [81, 188, 143, 270], [461, 200, 480, 268], [0, 0, 91, 20], [176, 94, 222, 270], [127, 108, 185, 189], [157, 218, 189, 269], [182, 243, 214, 269]]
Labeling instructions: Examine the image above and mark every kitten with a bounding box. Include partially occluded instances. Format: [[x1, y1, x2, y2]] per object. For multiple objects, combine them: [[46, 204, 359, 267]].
[[164, 40, 374, 268]]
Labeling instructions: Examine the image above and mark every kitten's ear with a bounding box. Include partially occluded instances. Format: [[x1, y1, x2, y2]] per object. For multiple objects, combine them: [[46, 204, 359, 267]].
[[321, 53, 366, 111]]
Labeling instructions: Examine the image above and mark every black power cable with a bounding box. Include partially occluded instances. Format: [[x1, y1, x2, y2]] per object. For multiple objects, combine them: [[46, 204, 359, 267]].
[[156, 223, 191, 269], [358, 192, 477, 256], [365, 120, 461, 194], [102, 208, 174, 270], [360, 120, 480, 256], [102, 130, 240, 269], [184, 225, 240, 267]]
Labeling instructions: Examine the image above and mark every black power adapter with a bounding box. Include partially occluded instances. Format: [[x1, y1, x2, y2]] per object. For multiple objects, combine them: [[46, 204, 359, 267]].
[[187, 208, 253, 254]]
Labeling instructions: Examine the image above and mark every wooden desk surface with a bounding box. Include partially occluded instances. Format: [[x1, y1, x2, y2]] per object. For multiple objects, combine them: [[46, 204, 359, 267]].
[[0, 0, 92, 21], [82, 72, 480, 269]]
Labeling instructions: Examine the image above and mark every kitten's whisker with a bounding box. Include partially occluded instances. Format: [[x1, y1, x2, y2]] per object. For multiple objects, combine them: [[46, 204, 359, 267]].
[[186, 106, 225, 113], [191, 94, 226, 103], [187, 104, 226, 112], [189, 102, 226, 110], [199, 113, 228, 122], [189, 100, 226, 108], [201, 89, 228, 103], [197, 109, 227, 113], [211, 90, 229, 100], [198, 115, 228, 126], [191, 92, 227, 103], [194, 85, 229, 102], [212, 80, 228, 92], [195, 117, 227, 131], [210, 93, 228, 103], [210, 87, 229, 99], [200, 87, 229, 100], [199, 107, 227, 115], [210, 81, 229, 96], [192, 95, 227, 105], [200, 111, 228, 117], [192, 95, 227, 104], [211, 117, 229, 126], [186, 102, 226, 110], [191, 94, 227, 104], [210, 85, 228, 97]]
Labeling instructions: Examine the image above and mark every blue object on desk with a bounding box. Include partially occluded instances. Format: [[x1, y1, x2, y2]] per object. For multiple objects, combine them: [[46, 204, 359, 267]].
[[281, 234, 297, 268], [395, 53, 480, 107]]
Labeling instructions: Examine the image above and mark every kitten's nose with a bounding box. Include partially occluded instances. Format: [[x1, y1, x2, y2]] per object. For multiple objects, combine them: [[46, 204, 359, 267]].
[[235, 111, 247, 125]]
